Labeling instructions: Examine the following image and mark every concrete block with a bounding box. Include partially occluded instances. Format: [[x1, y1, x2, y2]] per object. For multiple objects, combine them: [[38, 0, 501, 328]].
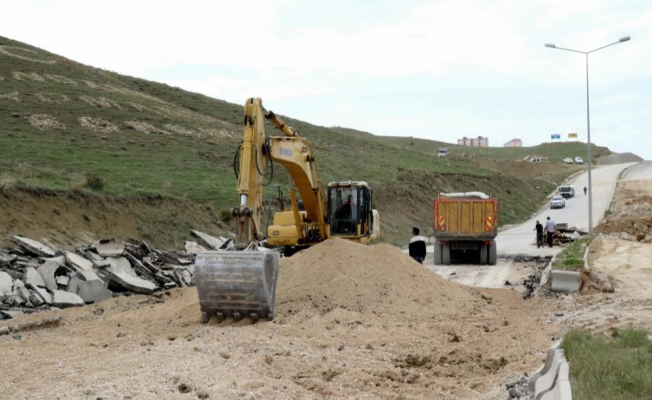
[[38, 260, 61, 291], [64, 251, 93, 272], [22, 267, 46, 288], [52, 290, 85, 307], [0, 271, 13, 295], [94, 240, 124, 257], [109, 271, 156, 294], [550, 271, 582, 293], [11, 236, 56, 257], [78, 270, 102, 282], [0, 310, 24, 319]]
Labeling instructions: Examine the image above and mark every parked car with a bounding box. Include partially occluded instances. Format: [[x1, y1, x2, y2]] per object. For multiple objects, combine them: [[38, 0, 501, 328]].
[[575, 157, 584, 164], [550, 195, 566, 209], [563, 157, 573, 164], [437, 148, 448, 157]]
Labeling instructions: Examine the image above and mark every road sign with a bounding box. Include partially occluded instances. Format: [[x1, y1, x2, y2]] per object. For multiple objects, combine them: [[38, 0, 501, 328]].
[[568, 133, 578, 139], [551, 134, 561, 140]]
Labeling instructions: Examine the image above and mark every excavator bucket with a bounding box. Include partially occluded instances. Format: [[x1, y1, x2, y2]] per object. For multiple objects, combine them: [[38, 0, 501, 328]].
[[194, 251, 279, 323]]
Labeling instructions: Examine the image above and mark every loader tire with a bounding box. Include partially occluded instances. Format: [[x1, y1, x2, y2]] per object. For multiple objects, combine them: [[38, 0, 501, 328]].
[[442, 243, 451, 266], [433, 244, 442, 265], [488, 241, 497, 265], [479, 244, 488, 265]]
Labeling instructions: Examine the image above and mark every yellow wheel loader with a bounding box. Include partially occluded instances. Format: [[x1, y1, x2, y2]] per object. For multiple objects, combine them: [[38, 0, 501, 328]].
[[195, 98, 380, 323]]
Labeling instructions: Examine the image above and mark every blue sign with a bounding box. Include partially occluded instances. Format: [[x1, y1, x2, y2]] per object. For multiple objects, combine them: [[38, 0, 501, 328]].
[[551, 134, 561, 140]]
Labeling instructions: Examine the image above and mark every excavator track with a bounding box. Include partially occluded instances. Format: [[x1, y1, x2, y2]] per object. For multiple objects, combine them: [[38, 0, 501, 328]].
[[194, 251, 279, 323]]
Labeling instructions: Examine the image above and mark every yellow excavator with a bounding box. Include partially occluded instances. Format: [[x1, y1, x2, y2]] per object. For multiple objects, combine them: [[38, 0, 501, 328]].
[[194, 98, 380, 323]]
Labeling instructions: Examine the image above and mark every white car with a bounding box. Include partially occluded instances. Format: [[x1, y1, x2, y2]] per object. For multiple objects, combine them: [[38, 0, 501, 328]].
[[575, 157, 584, 164], [550, 195, 566, 209], [563, 157, 573, 164]]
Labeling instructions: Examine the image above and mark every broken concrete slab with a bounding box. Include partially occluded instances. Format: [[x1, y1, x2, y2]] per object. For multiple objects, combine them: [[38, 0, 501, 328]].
[[550, 270, 582, 293], [185, 241, 207, 255], [29, 285, 53, 305], [191, 230, 227, 250], [0, 252, 17, 265], [76, 279, 113, 303], [0, 310, 25, 319], [38, 260, 61, 291], [4, 270, 22, 280], [11, 236, 56, 257], [64, 251, 93, 272], [0, 271, 13, 295], [12, 280, 31, 306], [52, 290, 85, 307], [106, 256, 137, 277], [55, 275, 69, 287], [109, 271, 156, 295], [93, 240, 125, 257], [22, 267, 46, 289]]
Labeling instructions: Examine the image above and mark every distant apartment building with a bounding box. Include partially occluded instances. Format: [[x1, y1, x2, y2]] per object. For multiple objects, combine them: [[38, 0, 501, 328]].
[[457, 136, 489, 147], [504, 138, 523, 147]]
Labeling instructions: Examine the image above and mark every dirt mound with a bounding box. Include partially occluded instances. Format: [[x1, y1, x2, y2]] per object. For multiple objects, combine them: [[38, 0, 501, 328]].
[[277, 238, 479, 319], [595, 195, 652, 242]]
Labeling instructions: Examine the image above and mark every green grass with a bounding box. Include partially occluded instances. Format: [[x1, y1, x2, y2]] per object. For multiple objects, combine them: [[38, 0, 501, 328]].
[[552, 236, 595, 271], [562, 328, 652, 400], [0, 35, 611, 245]]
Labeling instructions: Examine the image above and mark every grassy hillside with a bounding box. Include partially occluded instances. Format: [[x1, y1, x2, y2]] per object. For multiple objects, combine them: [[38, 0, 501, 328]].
[[0, 35, 609, 246]]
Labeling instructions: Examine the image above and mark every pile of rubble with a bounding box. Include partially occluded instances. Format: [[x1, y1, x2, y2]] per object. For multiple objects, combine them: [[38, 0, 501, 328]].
[[0, 231, 229, 320]]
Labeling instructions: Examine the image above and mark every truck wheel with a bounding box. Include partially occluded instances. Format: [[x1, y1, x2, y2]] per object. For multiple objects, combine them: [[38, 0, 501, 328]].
[[488, 241, 497, 265], [442, 243, 451, 265], [433, 244, 442, 265], [479, 244, 488, 264]]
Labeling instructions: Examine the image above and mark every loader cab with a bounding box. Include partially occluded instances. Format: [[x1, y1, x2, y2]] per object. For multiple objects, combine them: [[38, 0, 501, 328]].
[[327, 182, 374, 238]]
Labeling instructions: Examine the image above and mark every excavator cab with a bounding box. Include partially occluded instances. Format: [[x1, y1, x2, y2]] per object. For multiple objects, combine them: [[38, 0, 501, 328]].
[[327, 181, 378, 241]]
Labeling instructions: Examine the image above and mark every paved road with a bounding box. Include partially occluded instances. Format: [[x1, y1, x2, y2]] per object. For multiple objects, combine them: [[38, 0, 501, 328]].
[[621, 160, 652, 181], [419, 162, 641, 289], [498, 162, 638, 256]]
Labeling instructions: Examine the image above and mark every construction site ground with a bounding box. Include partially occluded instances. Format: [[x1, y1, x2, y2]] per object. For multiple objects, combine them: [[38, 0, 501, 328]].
[[2, 161, 651, 400]]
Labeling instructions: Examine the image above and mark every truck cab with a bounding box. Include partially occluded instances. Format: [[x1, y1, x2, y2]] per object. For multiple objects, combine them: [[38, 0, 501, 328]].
[[558, 184, 575, 199]]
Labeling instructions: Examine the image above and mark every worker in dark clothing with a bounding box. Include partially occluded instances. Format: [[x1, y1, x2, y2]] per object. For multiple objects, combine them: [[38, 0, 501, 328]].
[[534, 220, 543, 248], [409, 227, 427, 264]]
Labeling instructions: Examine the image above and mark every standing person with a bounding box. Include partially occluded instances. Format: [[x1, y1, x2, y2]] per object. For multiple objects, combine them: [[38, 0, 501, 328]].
[[409, 227, 427, 264], [584, 186, 588, 195], [545, 217, 555, 248], [534, 220, 544, 248]]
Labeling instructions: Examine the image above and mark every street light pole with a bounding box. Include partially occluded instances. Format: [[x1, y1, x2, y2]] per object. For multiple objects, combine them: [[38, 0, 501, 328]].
[[544, 36, 630, 235]]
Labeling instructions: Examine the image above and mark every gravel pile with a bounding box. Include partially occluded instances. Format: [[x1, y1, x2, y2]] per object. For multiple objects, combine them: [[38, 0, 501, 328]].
[[596, 152, 644, 165]]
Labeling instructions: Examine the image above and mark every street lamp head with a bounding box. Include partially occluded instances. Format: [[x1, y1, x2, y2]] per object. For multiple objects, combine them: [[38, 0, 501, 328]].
[[545, 43, 556, 48], [619, 36, 631, 42]]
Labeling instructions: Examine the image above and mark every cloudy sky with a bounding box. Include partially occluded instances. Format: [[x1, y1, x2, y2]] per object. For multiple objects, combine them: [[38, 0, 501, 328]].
[[2, 0, 650, 159]]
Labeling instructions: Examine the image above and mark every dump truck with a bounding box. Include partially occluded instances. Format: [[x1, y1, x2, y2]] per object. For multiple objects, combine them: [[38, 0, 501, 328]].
[[432, 192, 498, 265]]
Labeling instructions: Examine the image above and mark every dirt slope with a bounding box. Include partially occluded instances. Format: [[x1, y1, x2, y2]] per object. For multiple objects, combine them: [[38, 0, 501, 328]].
[[0, 239, 559, 400]]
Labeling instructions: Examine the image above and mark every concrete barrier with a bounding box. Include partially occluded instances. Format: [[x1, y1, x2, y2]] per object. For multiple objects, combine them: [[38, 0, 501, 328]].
[[550, 270, 582, 293], [530, 342, 573, 400]]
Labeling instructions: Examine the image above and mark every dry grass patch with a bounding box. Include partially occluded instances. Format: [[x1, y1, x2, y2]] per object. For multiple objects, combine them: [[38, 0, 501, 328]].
[[163, 124, 197, 137], [79, 116, 119, 133], [0, 46, 56, 64], [197, 127, 233, 138], [12, 71, 44, 82], [79, 95, 123, 109], [0, 76, 4, 81], [125, 120, 169, 135], [81, 80, 102, 89], [44, 74, 77, 85], [37, 92, 70, 105], [28, 114, 67, 130], [0, 174, 16, 190], [0, 91, 21, 102]]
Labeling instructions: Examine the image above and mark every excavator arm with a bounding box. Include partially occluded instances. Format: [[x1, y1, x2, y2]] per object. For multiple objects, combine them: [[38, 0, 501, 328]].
[[195, 98, 328, 324]]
